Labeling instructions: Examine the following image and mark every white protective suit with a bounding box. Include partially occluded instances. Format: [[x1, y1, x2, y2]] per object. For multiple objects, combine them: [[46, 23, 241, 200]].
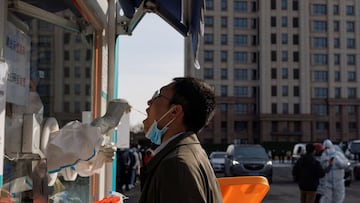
[[319, 139, 348, 203]]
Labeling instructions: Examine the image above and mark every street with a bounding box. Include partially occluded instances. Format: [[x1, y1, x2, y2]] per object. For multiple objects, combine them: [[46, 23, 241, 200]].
[[122, 162, 360, 202]]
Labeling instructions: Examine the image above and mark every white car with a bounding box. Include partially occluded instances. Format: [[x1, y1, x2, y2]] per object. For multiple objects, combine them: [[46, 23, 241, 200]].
[[209, 151, 226, 172]]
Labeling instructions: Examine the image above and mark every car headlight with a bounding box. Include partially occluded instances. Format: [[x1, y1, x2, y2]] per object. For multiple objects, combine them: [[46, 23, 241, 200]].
[[232, 160, 240, 165], [266, 161, 273, 166]]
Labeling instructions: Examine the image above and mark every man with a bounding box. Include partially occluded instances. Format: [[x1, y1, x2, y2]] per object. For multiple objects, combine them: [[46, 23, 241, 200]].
[[320, 139, 348, 203], [139, 77, 223, 203], [292, 143, 325, 203]]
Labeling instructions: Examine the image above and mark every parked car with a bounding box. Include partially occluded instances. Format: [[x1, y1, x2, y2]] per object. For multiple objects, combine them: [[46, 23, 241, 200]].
[[224, 144, 273, 184], [209, 151, 226, 172]]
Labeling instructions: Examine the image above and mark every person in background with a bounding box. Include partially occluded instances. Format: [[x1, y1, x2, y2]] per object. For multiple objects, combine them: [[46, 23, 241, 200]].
[[139, 77, 223, 203], [292, 143, 325, 203], [319, 139, 348, 203]]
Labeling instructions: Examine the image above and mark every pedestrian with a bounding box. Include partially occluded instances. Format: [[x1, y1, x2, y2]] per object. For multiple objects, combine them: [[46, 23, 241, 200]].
[[319, 139, 348, 203], [139, 77, 223, 203], [292, 143, 325, 203]]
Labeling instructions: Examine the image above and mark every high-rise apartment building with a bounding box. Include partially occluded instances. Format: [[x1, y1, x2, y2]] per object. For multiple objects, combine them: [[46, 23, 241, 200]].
[[29, 10, 92, 126], [185, 0, 360, 144]]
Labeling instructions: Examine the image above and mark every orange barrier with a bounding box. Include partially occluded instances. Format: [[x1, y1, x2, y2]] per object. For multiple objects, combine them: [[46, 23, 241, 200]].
[[217, 176, 270, 203]]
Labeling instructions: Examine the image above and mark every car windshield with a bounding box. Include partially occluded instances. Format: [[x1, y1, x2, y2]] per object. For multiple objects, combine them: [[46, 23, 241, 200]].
[[234, 146, 268, 159], [212, 153, 226, 158]]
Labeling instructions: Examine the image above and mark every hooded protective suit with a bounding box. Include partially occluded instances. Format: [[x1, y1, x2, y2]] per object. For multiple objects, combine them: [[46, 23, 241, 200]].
[[319, 139, 348, 203]]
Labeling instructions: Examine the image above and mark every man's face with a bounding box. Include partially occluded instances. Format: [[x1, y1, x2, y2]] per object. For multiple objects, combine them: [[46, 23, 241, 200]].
[[143, 83, 174, 133]]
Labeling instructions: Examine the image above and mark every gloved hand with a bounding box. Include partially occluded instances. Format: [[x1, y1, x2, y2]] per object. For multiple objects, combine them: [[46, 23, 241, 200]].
[[91, 142, 117, 171], [91, 99, 131, 134]]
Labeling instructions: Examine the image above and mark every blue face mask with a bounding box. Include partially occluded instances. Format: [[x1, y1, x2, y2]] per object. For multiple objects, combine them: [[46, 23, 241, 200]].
[[145, 108, 175, 145]]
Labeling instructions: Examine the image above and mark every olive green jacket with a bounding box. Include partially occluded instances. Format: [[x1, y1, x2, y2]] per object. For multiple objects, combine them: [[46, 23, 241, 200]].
[[139, 132, 223, 203]]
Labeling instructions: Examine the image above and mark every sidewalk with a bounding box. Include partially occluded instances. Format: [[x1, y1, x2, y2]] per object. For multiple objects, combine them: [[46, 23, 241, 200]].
[[121, 180, 141, 203]]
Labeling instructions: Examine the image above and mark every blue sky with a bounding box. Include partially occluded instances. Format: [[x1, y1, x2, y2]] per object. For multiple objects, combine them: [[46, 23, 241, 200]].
[[117, 14, 184, 126]]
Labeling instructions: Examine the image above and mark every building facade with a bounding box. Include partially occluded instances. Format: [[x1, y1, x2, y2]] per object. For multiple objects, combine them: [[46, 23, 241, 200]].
[[185, 0, 360, 144]]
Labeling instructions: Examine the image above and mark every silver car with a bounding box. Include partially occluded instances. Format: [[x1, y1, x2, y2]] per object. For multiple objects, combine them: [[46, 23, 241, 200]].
[[224, 144, 273, 184], [209, 151, 227, 172]]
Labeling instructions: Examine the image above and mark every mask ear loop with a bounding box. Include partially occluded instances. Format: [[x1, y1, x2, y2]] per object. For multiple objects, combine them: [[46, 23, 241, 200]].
[[158, 106, 177, 129]]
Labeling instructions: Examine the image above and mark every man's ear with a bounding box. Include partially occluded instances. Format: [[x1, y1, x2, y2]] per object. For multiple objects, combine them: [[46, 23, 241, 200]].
[[171, 104, 183, 115]]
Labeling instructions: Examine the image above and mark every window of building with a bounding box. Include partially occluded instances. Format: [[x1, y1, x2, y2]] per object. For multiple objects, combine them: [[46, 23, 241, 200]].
[[221, 51, 228, 62], [221, 85, 228, 96], [204, 16, 214, 27], [234, 86, 248, 97], [293, 34, 299, 45], [349, 122, 357, 133], [221, 34, 228, 45], [314, 87, 328, 98], [85, 67, 91, 78], [334, 38, 340, 48], [293, 69, 299, 79], [252, 52, 257, 63], [348, 105, 357, 115], [281, 0, 287, 10], [347, 54, 356, 65], [234, 68, 248, 80], [335, 71, 341, 82], [220, 103, 228, 113], [234, 52, 248, 64], [271, 103, 277, 114], [234, 34, 247, 46], [281, 33, 288, 44], [336, 122, 341, 132], [221, 121, 227, 132], [234, 121, 248, 132], [64, 50, 70, 60], [251, 18, 257, 29], [271, 16, 276, 27], [271, 0, 276, 10], [271, 86, 277, 96], [204, 68, 214, 79], [74, 66, 81, 78], [333, 21, 340, 32], [314, 71, 328, 81], [282, 103, 289, 114], [235, 103, 248, 114], [335, 87, 341, 98], [206, 0, 214, 10], [281, 16, 288, 27], [64, 67, 70, 78], [294, 104, 300, 114], [334, 54, 340, 65], [252, 35, 257, 46], [204, 34, 214, 44], [271, 68, 277, 79], [282, 86, 288, 96], [292, 0, 298, 10], [313, 21, 327, 32], [333, 5, 339, 15], [312, 4, 327, 15], [348, 71, 356, 82], [271, 34, 276, 44], [346, 5, 354, 15], [313, 37, 327, 48], [294, 86, 300, 97], [74, 101, 81, 113], [63, 102, 70, 112], [293, 52, 299, 62], [347, 38, 355, 49], [271, 51, 277, 61], [234, 0, 247, 12], [221, 16, 227, 28], [221, 0, 227, 11], [348, 88, 356, 98], [64, 33, 71, 44], [74, 84, 81, 95], [315, 122, 328, 132], [313, 104, 328, 116], [293, 17, 299, 28], [347, 21, 355, 32], [313, 54, 328, 65], [282, 68, 288, 79], [74, 50, 81, 61], [204, 50, 214, 61], [85, 84, 90, 96], [251, 1, 257, 12], [234, 18, 248, 29], [221, 68, 228, 80], [335, 105, 341, 115], [86, 49, 92, 60], [64, 84, 70, 95], [282, 51, 288, 61]]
